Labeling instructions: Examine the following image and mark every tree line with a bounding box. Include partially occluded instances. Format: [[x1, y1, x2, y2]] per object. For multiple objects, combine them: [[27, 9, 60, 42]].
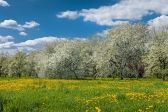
[[0, 24, 168, 80]]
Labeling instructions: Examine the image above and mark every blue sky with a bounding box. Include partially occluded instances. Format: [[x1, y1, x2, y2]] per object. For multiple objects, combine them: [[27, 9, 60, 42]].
[[0, 0, 168, 53], [0, 0, 115, 42]]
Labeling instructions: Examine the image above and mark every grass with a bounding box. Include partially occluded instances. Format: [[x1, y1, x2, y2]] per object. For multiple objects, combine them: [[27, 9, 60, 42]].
[[0, 78, 168, 112]]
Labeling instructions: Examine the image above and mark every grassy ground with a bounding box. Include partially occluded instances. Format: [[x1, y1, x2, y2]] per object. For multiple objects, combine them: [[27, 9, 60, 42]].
[[0, 78, 168, 112]]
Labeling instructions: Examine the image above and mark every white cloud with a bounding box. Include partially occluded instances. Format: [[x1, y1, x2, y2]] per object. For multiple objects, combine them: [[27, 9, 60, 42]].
[[0, 35, 13, 43], [0, 49, 18, 55], [57, 0, 168, 26], [23, 21, 40, 29], [0, 19, 24, 31], [0, 42, 15, 49], [0, 36, 86, 54], [148, 15, 168, 28], [16, 36, 66, 47], [19, 32, 27, 36], [0, 0, 9, 7], [0, 36, 67, 49], [57, 11, 79, 20], [96, 29, 110, 37], [0, 19, 40, 31]]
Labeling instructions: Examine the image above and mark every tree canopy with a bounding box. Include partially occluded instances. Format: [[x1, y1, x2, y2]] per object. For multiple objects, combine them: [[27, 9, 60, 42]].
[[0, 24, 168, 80]]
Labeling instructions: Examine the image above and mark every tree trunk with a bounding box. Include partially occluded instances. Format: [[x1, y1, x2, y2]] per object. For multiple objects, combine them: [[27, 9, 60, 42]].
[[18, 73, 21, 77], [120, 76, 123, 80], [120, 67, 124, 80], [93, 75, 97, 80], [162, 62, 166, 81], [162, 74, 166, 81], [92, 65, 97, 80], [73, 71, 78, 79]]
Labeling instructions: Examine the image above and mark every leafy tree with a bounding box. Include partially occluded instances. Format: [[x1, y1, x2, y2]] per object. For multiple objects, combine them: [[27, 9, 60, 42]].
[[144, 28, 168, 80], [9, 51, 27, 77], [1, 24, 167, 81], [79, 38, 103, 79], [107, 24, 148, 79], [47, 40, 83, 79], [0, 53, 10, 77], [26, 52, 38, 77], [35, 50, 51, 78]]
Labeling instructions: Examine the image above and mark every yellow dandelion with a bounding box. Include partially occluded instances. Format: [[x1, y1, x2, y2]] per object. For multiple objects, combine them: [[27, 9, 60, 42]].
[[95, 107, 101, 112]]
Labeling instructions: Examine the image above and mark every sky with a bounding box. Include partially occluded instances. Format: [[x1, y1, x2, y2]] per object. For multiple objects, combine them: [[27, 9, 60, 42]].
[[0, 0, 168, 53]]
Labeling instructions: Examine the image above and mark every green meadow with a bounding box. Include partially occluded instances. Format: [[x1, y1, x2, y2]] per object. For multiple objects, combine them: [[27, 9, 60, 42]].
[[0, 78, 168, 112]]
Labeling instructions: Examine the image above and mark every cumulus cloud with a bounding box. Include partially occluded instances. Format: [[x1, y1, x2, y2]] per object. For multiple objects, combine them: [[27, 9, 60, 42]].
[[0, 35, 14, 44], [0, 35, 15, 50], [0, 48, 18, 55], [0, 19, 40, 31], [148, 15, 168, 28], [23, 21, 40, 29], [57, 0, 168, 26], [0, 0, 9, 7], [19, 32, 27, 36], [0, 36, 86, 54], [0, 42, 15, 49], [0, 36, 67, 49], [0, 36, 86, 49], [96, 29, 110, 37], [0, 19, 24, 31], [0, 37, 55, 54], [57, 11, 79, 20], [16, 36, 66, 47]]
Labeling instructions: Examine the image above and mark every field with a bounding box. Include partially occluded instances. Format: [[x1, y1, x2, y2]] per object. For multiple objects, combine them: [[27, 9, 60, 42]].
[[0, 79, 168, 112]]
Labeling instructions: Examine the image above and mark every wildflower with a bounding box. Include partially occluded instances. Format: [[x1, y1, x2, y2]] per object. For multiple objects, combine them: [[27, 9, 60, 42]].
[[138, 109, 143, 112], [95, 107, 101, 112]]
